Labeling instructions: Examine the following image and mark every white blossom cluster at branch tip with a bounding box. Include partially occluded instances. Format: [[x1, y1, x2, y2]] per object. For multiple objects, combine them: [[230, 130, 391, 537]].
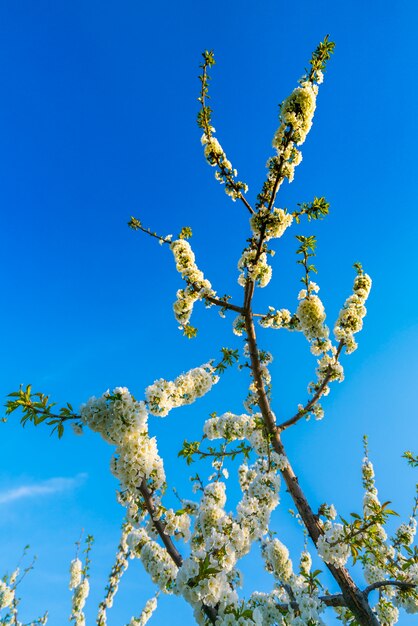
[[69, 558, 82, 590], [145, 363, 218, 417], [269, 79, 317, 189], [200, 129, 249, 201], [129, 595, 158, 625], [170, 239, 215, 327], [334, 270, 372, 353], [299, 550, 312, 575], [262, 538, 293, 582]]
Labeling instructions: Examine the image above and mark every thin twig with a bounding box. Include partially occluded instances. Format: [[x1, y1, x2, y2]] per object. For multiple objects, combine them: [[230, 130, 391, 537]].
[[277, 341, 344, 432], [199, 60, 254, 216]]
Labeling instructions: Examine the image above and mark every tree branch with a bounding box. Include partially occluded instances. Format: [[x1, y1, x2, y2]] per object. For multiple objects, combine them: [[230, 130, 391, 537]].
[[243, 309, 379, 626], [139, 482, 183, 567], [364, 580, 417, 597], [277, 341, 344, 432], [204, 295, 244, 314], [138, 482, 218, 624]]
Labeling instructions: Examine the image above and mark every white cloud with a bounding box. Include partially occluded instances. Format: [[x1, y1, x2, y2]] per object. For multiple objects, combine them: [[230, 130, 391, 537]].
[[0, 474, 87, 505]]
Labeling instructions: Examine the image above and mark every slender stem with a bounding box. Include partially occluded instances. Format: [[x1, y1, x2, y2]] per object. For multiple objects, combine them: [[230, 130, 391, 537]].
[[277, 341, 344, 432], [130, 221, 172, 244], [205, 295, 244, 314], [22, 402, 78, 422], [199, 62, 255, 216]]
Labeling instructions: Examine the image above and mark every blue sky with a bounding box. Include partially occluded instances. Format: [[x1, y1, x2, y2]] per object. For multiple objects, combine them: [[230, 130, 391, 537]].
[[1, 1, 417, 624]]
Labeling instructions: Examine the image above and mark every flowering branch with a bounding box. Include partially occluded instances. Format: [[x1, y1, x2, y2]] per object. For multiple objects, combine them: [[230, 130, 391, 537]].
[[198, 51, 254, 214], [277, 340, 344, 432]]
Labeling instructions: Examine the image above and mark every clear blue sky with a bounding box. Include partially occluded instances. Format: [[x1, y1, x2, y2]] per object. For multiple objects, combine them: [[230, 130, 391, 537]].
[[1, 1, 417, 624]]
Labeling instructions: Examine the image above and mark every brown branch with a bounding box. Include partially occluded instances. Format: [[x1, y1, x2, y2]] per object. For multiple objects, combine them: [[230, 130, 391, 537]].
[[277, 341, 344, 432], [364, 580, 417, 596], [243, 309, 379, 626], [139, 482, 218, 624], [239, 193, 256, 215], [205, 295, 244, 314], [139, 482, 183, 567]]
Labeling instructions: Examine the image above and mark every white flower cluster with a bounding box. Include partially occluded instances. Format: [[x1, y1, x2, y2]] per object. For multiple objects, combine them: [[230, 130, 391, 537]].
[[259, 307, 294, 330], [394, 584, 418, 614], [237, 459, 281, 541], [145, 363, 217, 417], [80, 387, 147, 445], [129, 596, 158, 626], [248, 590, 288, 625], [204, 411, 280, 457], [262, 538, 293, 583], [280, 82, 318, 145], [97, 524, 132, 626], [375, 598, 399, 626], [359, 456, 418, 615], [256, 550, 326, 625], [176, 482, 240, 610], [111, 430, 166, 495], [309, 353, 344, 402], [394, 518, 417, 547], [201, 130, 248, 201], [317, 522, 350, 568], [69, 558, 83, 590], [170, 239, 215, 326], [270, 79, 318, 185], [296, 283, 331, 354], [81, 386, 168, 552], [334, 271, 372, 354], [0, 580, 14, 609], [127, 528, 178, 591], [300, 550, 312, 575], [203, 411, 256, 442], [232, 314, 246, 336], [237, 248, 272, 288], [70, 578, 89, 626], [175, 446, 283, 621], [250, 207, 293, 241], [163, 509, 191, 542]]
